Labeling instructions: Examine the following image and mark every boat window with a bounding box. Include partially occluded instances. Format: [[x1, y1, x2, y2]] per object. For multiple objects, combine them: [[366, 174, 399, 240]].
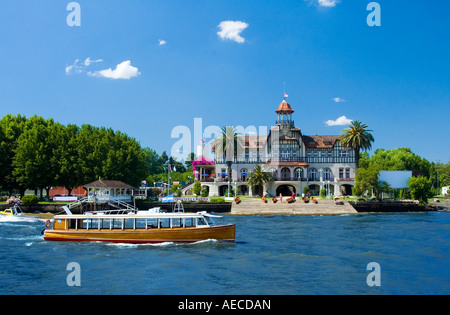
[[69, 219, 77, 229], [170, 217, 184, 228], [204, 216, 215, 225], [197, 217, 209, 226]]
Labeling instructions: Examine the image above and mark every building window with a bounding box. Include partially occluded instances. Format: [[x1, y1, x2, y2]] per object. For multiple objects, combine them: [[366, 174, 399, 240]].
[[323, 168, 332, 181], [240, 168, 248, 181], [339, 168, 344, 179], [308, 168, 318, 181], [345, 168, 351, 179], [294, 168, 303, 179]]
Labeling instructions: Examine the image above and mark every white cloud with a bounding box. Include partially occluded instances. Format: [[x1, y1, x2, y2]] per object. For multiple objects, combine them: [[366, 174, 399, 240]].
[[217, 20, 249, 44], [88, 60, 141, 80], [66, 57, 103, 75], [65, 59, 81, 75], [84, 57, 103, 66], [158, 39, 167, 46], [332, 97, 346, 103], [325, 116, 353, 126], [318, 0, 341, 7]]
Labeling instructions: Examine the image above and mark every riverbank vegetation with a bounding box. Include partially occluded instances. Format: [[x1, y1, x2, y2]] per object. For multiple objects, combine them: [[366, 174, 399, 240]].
[[0, 114, 192, 197], [1, 115, 448, 204], [354, 147, 449, 202]]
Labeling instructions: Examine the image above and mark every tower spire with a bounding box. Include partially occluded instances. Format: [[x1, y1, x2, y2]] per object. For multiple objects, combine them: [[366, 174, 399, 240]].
[[283, 82, 288, 100]]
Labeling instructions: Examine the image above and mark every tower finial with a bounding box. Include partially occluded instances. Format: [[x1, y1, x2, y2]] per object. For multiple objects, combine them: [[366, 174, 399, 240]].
[[283, 82, 288, 100]]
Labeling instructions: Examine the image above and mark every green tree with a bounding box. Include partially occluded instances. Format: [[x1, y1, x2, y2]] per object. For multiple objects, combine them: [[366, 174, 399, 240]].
[[184, 152, 196, 171], [53, 124, 82, 195], [353, 164, 379, 197], [12, 116, 59, 196], [101, 129, 147, 186], [75, 124, 106, 184], [143, 148, 164, 175], [339, 121, 375, 168], [246, 164, 274, 196], [407, 176, 433, 204], [434, 161, 450, 188], [369, 147, 431, 178], [0, 114, 27, 193], [215, 126, 244, 197], [192, 180, 201, 196]]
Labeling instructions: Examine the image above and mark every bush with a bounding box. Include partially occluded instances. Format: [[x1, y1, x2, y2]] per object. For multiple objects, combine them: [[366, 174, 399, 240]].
[[192, 181, 201, 196], [303, 187, 309, 194], [201, 189, 209, 197], [407, 176, 433, 204], [210, 197, 225, 203], [320, 188, 327, 198], [21, 194, 39, 206]]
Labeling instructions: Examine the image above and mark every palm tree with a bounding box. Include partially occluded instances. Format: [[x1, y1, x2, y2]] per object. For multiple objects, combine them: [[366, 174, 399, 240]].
[[214, 126, 244, 161], [339, 120, 374, 168], [214, 126, 244, 197], [246, 164, 274, 196]]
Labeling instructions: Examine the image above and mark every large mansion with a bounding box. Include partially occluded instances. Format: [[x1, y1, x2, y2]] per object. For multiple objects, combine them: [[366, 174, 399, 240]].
[[191, 97, 356, 197]]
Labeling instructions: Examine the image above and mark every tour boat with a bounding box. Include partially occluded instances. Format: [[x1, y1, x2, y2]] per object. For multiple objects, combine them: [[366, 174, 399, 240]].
[[42, 204, 235, 244]]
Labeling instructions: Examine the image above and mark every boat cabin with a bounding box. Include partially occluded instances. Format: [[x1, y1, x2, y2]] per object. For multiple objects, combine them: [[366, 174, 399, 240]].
[[52, 212, 218, 232]]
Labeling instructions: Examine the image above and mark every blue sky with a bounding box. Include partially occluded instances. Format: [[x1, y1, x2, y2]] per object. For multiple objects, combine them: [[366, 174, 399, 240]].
[[0, 0, 448, 162]]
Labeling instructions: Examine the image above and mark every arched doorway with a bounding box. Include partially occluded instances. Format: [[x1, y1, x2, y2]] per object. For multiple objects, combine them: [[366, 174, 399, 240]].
[[276, 185, 296, 196], [238, 185, 248, 196], [281, 168, 291, 180], [340, 184, 353, 196], [219, 185, 228, 196], [201, 185, 210, 196], [308, 184, 320, 196]]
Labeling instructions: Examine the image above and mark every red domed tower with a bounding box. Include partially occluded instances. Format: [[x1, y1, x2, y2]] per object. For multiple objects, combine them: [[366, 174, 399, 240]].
[[275, 97, 295, 129]]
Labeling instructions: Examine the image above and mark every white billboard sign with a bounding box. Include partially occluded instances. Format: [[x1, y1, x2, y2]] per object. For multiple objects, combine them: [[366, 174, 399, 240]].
[[379, 171, 412, 189]]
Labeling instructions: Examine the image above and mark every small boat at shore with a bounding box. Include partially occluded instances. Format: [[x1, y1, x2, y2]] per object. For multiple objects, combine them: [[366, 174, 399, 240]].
[[0, 205, 24, 217], [335, 197, 344, 205], [42, 203, 235, 244]]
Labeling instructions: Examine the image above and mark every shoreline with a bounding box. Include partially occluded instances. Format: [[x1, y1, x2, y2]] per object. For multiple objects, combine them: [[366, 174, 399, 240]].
[[11, 198, 450, 219]]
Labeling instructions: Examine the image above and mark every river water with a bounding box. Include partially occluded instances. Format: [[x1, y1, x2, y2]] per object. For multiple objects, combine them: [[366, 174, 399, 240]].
[[1, 212, 449, 295]]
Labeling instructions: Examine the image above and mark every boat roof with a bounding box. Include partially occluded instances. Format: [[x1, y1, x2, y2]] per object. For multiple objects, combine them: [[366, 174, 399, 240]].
[[54, 212, 221, 220]]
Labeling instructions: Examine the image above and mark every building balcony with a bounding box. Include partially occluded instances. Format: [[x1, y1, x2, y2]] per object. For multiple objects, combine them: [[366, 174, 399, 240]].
[[338, 177, 355, 182], [214, 156, 355, 165], [274, 176, 308, 182]]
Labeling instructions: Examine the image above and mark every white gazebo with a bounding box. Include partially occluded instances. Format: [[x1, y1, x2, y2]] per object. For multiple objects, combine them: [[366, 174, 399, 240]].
[[84, 179, 135, 203]]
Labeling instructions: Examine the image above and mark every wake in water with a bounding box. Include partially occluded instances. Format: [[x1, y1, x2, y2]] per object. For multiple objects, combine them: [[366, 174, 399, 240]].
[[105, 239, 219, 249], [0, 215, 43, 224]]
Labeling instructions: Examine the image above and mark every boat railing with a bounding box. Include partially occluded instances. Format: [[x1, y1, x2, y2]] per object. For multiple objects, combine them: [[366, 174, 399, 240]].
[[108, 198, 138, 211], [84, 209, 136, 216], [173, 200, 185, 213], [67, 196, 89, 209]]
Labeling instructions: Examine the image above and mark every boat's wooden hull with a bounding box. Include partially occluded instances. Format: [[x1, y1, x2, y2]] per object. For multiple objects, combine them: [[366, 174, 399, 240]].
[[43, 224, 236, 243]]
